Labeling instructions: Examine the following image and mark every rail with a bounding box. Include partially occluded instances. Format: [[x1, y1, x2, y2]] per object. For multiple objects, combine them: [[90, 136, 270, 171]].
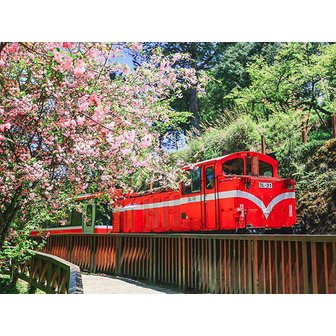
[[6, 251, 83, 294], [42, 233, 336, 294]]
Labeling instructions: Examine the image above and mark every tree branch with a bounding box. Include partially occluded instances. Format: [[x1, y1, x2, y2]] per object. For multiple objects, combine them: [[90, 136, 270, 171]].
[[0, 42, 8, 54]]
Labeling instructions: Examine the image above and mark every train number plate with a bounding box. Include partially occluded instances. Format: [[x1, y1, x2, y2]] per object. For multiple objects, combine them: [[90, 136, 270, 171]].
[[259, 182, 273, 189]]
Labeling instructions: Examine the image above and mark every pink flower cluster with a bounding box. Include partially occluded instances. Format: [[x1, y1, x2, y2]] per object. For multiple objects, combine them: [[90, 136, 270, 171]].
[[0, 42, 198, 233]]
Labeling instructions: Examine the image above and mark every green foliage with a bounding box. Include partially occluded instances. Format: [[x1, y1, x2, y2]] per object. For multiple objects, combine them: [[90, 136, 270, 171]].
[[153, 110, 193, 136], [261, 110, 303, 148], [140, 43, 230, 131], [295, 139, 336, 233], [175, 115, 260, 163], [0, 224, 46, 277], [229, 43, 336, 121], [0, 275, 45, 294], [200, 43, 282, 124], [142, 43, 336, 233]]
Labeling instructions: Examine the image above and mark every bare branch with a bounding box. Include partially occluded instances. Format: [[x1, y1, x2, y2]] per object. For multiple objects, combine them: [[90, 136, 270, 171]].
[[0, 42, 8, 54]]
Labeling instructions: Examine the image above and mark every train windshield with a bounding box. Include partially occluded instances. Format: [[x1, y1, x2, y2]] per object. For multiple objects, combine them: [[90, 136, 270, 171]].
[[222, 158, 244, 175], [259, 160, 273, 176], [246, 157, 274, 177], [223, 156, 274, 177]]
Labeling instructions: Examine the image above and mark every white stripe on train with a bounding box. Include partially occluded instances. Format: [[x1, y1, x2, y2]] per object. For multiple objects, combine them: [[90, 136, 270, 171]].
[[36, 225, 113, 232], [116, 191, 296, 219]]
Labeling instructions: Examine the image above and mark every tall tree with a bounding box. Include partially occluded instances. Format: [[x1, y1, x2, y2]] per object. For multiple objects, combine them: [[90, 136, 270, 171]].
[[0, 42, 196, 246], [137, 43, 226, 131], [200, 42, 282, 124], [231, 42, 335, 136]]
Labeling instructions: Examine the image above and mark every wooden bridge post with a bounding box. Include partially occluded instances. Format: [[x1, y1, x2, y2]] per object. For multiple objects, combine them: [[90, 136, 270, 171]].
[[90, 236, 97, 273], [247, 240, 253, 293], [332, 115, 336, 139], [46, 261, 52, 294], [253, 240, 259, 294], [302, 241, 309, 293], [152, 237, 157, 284], [116, 235, 122, 275], [27, 257, 36, 293]]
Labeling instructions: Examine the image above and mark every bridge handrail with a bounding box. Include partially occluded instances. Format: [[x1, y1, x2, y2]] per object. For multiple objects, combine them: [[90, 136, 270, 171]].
[[5, 251, 83, 294], [48, 232, 336, 242], [42, 233, 336, 294]]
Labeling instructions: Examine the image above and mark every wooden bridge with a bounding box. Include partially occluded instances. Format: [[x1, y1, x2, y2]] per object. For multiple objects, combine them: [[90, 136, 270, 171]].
[[40, 233, 336, 294], [5, 251, 83, 294]]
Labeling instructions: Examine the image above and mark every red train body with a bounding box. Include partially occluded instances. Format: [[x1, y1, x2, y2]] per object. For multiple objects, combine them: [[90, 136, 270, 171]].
[[31, 151, 297, 236]]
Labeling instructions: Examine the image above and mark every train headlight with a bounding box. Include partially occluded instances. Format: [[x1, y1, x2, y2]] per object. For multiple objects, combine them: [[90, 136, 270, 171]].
[[285, 178, 295, 190], [242, 177, 251, 189]]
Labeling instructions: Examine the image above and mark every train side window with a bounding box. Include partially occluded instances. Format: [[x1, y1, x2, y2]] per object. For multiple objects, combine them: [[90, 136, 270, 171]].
[[182, 170, 192, 194], [191, 167, 201, 192], [86, 204, 93, 226], [260, 160, 273, 177], [205, 166, 215, 189], [222, 158, 244, 175], [71, 209, 83, 226], [95, 203, 112, 226], [182, 167, 202, 194]]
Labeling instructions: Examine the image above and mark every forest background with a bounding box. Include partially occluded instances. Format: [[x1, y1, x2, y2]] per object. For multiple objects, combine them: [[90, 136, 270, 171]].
[[132, 42, 336, 234]]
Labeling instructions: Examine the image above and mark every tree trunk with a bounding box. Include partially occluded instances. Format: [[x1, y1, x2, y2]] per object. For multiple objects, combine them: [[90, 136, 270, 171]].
[[189, 87, 200, 131], [302, 129, 308, 143], [261, 135, 266, 154], [0, 42, 7, 54], [332, 115, 336, 139], [0, 205, 21, 249]]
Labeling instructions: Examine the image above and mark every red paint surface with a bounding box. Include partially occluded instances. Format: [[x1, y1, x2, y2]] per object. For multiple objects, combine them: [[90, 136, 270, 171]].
[[114, 152, 296, 233]]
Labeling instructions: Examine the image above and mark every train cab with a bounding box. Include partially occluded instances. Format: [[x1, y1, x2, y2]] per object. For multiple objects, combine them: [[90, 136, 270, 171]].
[[180, 151, 296, 232]]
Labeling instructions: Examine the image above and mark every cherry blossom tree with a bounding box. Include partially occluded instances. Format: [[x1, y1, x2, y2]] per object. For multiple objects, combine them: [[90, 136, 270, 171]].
[[0, 42, 197, 246]]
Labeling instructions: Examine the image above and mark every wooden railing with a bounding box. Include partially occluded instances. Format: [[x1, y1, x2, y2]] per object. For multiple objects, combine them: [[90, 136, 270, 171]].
[[42, 233, 336, 294], [8, 251, 83, 294]]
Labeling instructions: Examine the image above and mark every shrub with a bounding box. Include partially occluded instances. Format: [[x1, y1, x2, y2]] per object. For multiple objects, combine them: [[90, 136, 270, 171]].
[[175, 115, 260, 163]]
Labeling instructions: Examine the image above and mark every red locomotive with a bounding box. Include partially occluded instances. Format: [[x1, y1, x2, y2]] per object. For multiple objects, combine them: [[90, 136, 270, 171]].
[[31, 151, 297, 236]]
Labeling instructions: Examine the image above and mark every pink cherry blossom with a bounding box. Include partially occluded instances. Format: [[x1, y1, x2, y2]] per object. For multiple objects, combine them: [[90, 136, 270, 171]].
[[76, 116, 85, 126], [60, 59, 73, 71], [0, 123, 11, 132], [78, 100, 89, 112], [0, 42, 198, 245], [63, 42, 73, 48], [74, 59, 86, 77], [53, 51, 63, 64], [89, 93, 100, 106], [140, 135, 152, 148]]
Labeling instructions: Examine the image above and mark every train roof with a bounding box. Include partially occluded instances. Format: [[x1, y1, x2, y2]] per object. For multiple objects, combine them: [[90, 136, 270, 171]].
[[183, 151, 278, 169]]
